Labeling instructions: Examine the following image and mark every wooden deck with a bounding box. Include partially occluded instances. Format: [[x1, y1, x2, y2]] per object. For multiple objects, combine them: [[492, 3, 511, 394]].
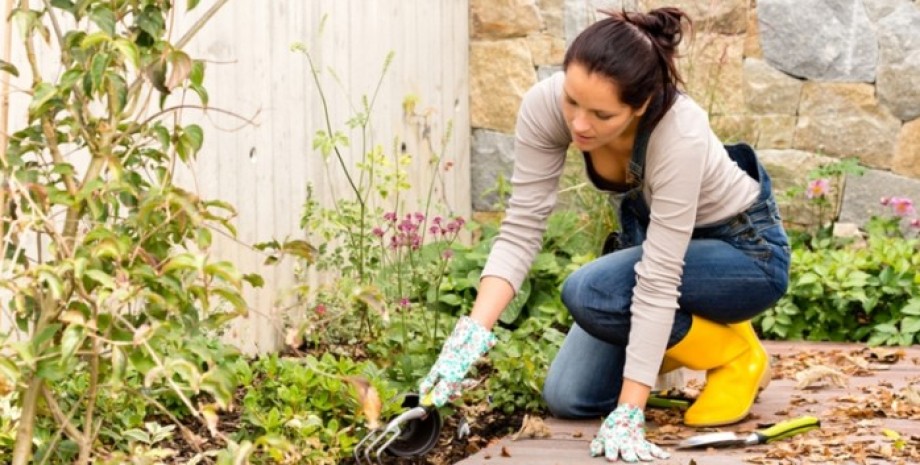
[[457, 341, 920, 465]]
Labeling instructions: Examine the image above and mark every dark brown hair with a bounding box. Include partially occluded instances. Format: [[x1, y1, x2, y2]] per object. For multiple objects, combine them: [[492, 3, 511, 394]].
[[563, 7, 692, 128]]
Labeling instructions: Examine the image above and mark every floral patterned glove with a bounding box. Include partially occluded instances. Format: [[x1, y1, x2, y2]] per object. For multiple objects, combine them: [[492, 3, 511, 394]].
[[590, 404, 671, 462], [419, 316, 496, 407]]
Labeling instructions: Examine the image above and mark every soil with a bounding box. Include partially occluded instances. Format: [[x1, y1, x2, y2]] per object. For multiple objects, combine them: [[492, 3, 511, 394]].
[[340, 407, 528, 465]]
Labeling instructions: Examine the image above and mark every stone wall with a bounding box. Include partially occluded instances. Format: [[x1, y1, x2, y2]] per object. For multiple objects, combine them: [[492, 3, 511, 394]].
[[470, 0, 920, 228]]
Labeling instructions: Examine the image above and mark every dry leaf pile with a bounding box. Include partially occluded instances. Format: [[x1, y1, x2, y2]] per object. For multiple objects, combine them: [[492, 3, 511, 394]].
[[742, 349, 920, 464]]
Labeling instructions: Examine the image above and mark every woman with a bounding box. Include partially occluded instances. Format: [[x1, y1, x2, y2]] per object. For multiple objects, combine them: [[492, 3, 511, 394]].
[[419, 7, 790, 462]]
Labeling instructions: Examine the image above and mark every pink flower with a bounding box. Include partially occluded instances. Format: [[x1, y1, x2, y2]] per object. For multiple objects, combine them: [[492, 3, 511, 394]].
[[372, 227, 384, 237], [429, 225, 440, 235], [383, 211, 397, 222], [889, 197, 916, 217], [314, 304, 327, 316], [806, 178, 830, 199], [399, 297, 410, 308], [442, 249, 454, 259], [880, 197, 891, 206], [911, 218, 920, 229]]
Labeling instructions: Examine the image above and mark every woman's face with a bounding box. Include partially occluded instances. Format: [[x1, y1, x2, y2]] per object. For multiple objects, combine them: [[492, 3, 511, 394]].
[[562, 62, 646, 152]]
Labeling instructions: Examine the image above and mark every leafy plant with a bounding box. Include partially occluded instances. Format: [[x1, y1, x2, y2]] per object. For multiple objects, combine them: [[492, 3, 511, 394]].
[[269, 33, 467, 378], [0, 1, 258, 463], [233, 353, 400, 464], [758, 216, 920, 346]]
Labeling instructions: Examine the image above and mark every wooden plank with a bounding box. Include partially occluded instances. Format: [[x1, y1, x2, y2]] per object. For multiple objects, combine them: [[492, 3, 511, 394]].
[[458, 342, 920, 465]]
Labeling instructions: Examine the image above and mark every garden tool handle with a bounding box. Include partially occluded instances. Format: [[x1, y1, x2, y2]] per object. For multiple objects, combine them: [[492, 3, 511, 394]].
[[754, 416, 821, 444], [419, 391, 436, 408]]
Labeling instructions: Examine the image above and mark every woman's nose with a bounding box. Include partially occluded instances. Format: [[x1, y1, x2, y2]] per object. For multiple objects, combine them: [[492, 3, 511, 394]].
[[571, 113, 590, 132]]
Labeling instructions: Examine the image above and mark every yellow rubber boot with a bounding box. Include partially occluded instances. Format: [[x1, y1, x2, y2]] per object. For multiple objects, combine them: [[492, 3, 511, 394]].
[[663, 316, 768, 427], [728, 320, 772, 391]]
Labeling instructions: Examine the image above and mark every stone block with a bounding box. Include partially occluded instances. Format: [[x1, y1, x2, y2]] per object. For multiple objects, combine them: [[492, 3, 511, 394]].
[[839, 168, 920, 228], [894, 118, 920, 178], [471, 129, 516, 211], [679, 33, 745, 115], [758, 0, 878, 82], [471, 0, 544, 39], [642, 0, 748, 34], [743, 58, 802, 115], [470, 39, 537, 133], [757, 149, 844, 229], [793, 83, 900, 169], [875, 3, 920, 121]]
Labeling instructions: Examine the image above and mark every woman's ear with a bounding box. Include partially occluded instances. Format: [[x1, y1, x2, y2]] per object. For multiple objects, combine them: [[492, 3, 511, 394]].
[[636, 97, 652, 117]]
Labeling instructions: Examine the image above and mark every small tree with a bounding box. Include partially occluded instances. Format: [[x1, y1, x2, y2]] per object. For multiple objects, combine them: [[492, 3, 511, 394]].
[[1, 1, 258, 463]]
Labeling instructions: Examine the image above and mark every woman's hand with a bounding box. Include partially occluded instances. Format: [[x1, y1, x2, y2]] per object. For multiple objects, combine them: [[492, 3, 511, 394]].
[[418, 316, 496, 406], [590, 403, 671, 462]]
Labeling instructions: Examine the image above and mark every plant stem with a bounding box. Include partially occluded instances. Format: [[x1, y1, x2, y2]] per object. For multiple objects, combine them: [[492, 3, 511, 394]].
[[12, 292, 56, 465]]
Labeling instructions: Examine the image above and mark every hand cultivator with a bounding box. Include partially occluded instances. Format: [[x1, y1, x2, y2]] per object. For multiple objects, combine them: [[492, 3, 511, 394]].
[[354, 393, 442, 464]]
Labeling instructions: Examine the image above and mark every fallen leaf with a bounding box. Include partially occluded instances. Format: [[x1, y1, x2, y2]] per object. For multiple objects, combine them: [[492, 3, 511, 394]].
[[511, 415, 551, 440], [795, 365, 848, 389], [200, 403, 221, 437], [501, 446, 511, 457], [344, 376, 382, 429], [865, 347, 904, 364]]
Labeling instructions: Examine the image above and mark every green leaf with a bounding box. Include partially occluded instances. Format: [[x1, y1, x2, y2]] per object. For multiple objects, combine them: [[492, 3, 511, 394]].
[[80, 31, 111, 49], [162, 253, 202, 274], [86, 269, 116, 289], [190, 60, 205, 86], [38, 270, 64, 300], [188, 0, 201, 10], [183, 124, 204, 150], [204, 261, 242, 287], [60, 324, 86, 364], [153, 124, 170, 150], [29, 83, 57, 114], [902, 298, 920, 316], [242, 274, 265, 288], [0, 59, 19, 77], [89, 53, 109, 92], [113, 38, 140, 68], [500, 279, 531, 325], [190, 83, 209, 106], [201, 368, 235, 409], [90, 6, 116, 35], [11, 10, 41, 41], [137, 6, 165, 38], [110, 347, 127, 386], [902, 317, 920, 335], [33, 324, 62, 350], [50, 0, 76, 12]]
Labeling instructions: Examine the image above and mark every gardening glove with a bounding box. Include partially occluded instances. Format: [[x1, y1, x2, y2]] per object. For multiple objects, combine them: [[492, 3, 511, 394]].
[[418, 316, 496, 407], [591, 404, 671, 462]]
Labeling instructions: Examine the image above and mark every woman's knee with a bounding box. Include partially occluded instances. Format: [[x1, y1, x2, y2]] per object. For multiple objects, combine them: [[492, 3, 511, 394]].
[[561, 266, 631, 332], [542, 374, 585, 419]]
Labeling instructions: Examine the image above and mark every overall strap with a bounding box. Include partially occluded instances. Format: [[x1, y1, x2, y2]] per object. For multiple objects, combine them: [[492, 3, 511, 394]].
[[626, 93, 664, 186]]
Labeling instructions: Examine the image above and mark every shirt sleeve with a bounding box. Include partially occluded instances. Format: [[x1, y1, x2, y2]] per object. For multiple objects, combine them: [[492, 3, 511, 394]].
[[622, 114, 710, 388], [481, 73, 571, 292]]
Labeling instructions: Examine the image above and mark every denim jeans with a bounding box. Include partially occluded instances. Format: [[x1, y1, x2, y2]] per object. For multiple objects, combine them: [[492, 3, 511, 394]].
[[542, 144, 791, 419]]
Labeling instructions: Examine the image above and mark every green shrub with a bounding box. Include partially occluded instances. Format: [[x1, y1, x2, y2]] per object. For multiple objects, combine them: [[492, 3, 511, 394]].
[[758, 218, 920, 345]]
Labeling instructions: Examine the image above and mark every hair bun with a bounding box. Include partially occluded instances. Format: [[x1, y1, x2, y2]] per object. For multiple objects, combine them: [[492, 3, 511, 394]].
[[626, 7, 690, 51]]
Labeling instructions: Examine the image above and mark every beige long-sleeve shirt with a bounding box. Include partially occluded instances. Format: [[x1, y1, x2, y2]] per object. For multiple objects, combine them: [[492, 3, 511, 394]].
[[481, 72, 760, 387]]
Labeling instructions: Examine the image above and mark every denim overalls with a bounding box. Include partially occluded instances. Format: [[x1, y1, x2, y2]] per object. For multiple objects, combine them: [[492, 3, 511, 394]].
[[542, 105, 791, 419]]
